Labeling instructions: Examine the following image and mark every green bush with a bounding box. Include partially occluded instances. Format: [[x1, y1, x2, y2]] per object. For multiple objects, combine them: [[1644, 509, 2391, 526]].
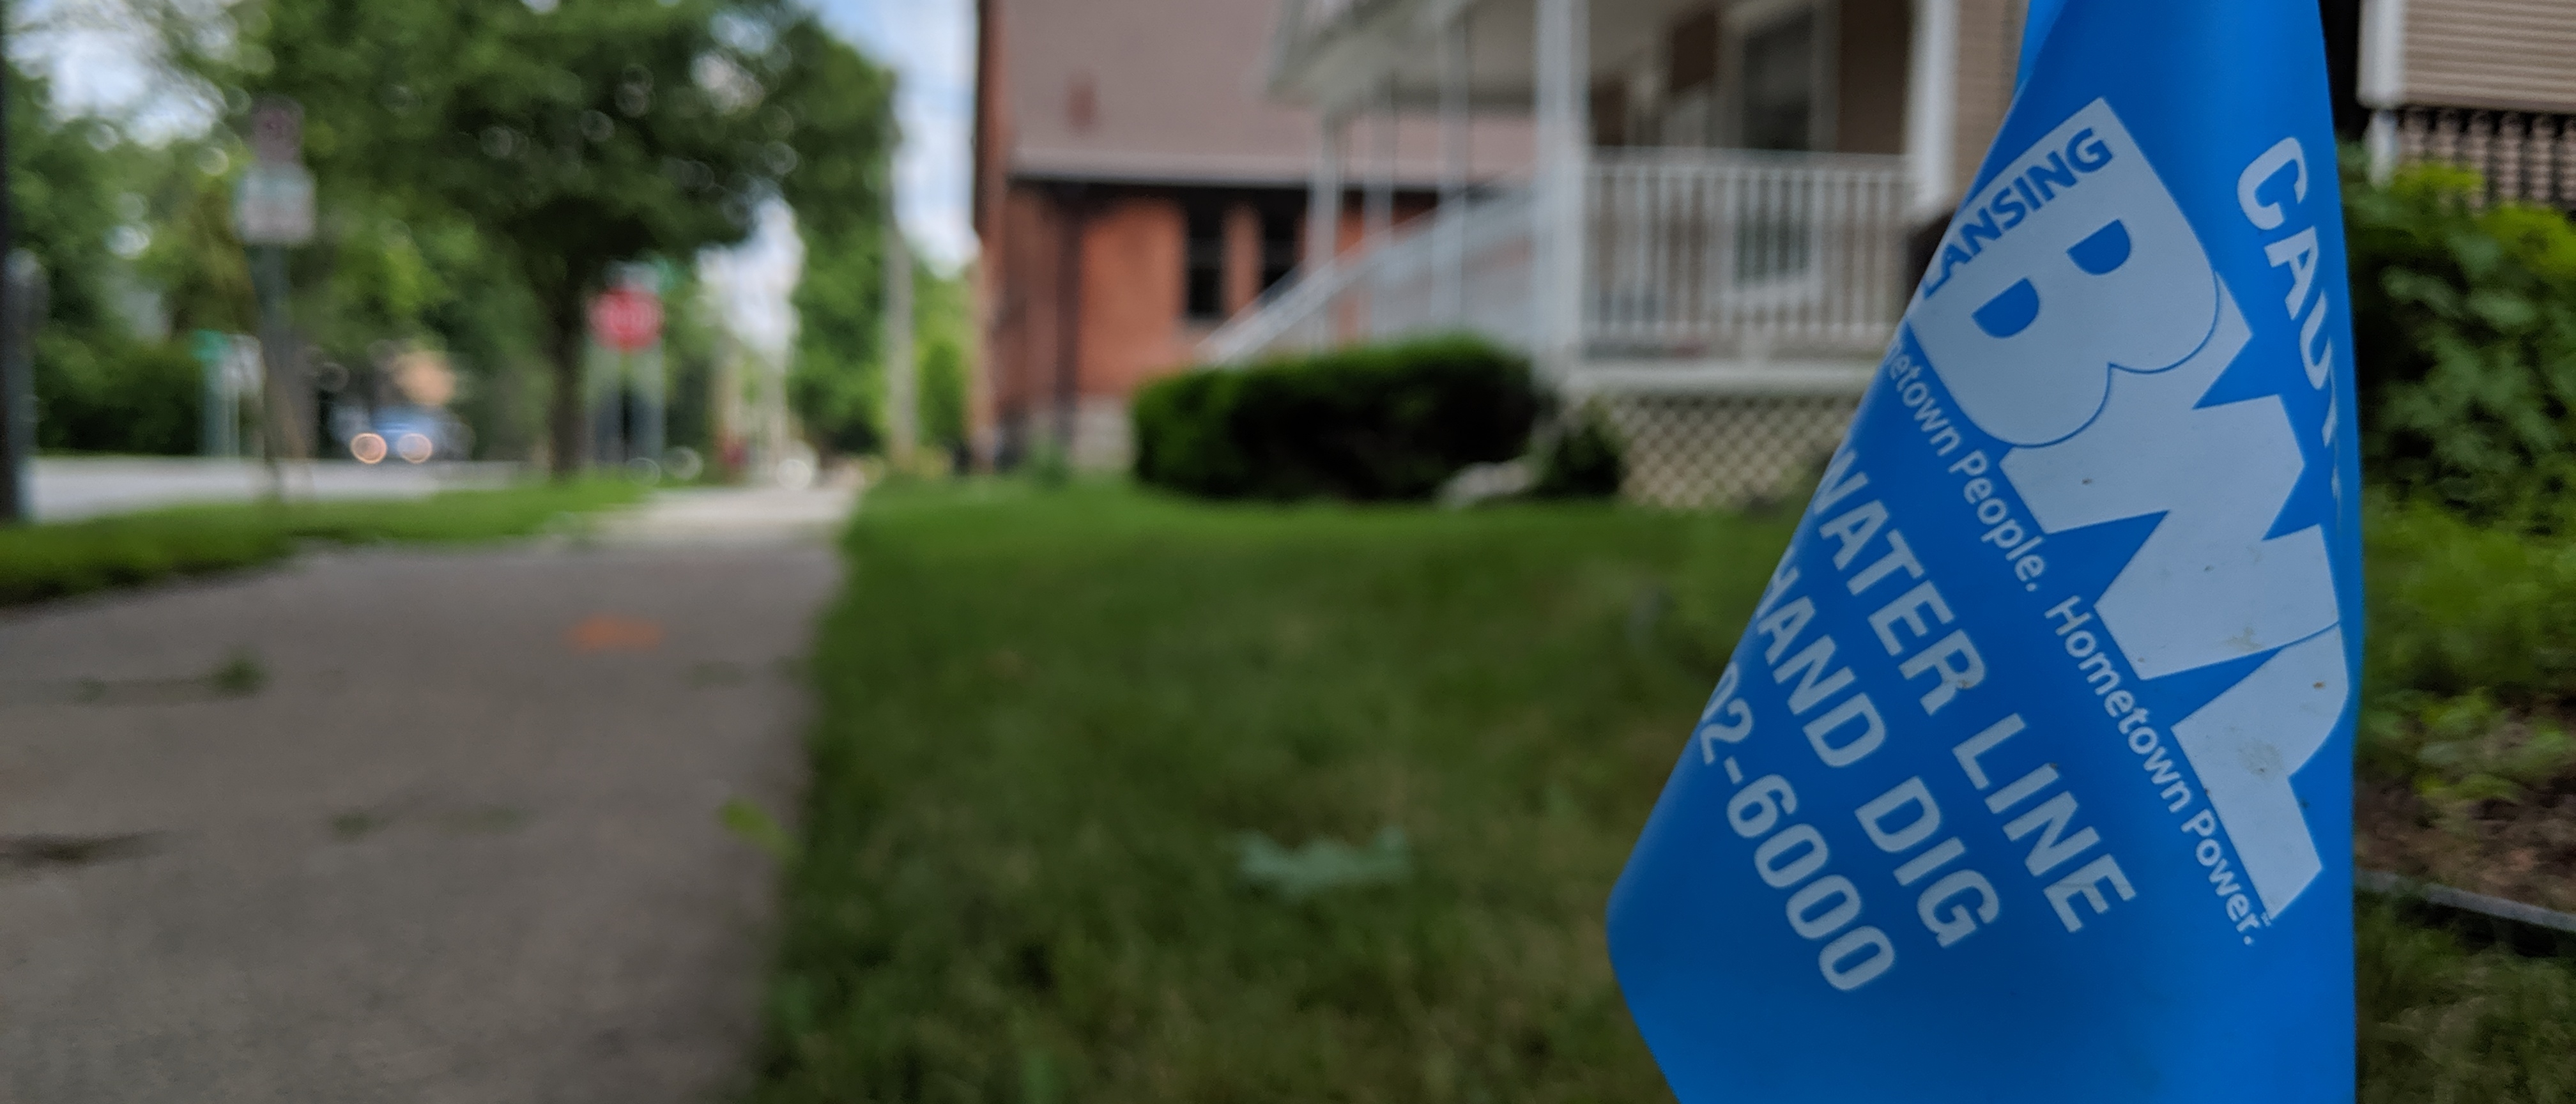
[[1532, 406, 1627, 499], [1132, 335, 1539, 502], [2359, 493, 2576, 791], [34, 335, 204, 456], [2347, 160, 2576, 524]]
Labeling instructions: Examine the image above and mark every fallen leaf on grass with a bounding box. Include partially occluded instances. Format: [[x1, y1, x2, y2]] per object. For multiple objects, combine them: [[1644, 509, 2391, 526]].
[[1237, 827, 1412, 900], [721, 797, 796, 862]]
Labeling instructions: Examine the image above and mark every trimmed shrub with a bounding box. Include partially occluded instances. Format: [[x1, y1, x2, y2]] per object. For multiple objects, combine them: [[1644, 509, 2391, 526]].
[[1133, 335, 1539, 502], [1132, 369, 1248, 493]]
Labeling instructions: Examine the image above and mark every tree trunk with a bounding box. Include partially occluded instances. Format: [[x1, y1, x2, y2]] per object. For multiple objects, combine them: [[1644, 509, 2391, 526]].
[[549, 291, 586, 482]]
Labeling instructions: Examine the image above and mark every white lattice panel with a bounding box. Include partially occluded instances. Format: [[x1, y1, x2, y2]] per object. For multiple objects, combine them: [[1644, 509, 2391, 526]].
[[1595, 392, 1860, 509]]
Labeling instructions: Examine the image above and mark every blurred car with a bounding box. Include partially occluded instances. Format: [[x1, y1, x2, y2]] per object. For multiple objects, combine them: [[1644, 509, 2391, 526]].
[[341, 404, 469, 464]]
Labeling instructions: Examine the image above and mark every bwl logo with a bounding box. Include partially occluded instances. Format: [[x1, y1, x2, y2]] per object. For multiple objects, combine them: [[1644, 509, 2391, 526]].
[[1909, 100, 2345, 921]]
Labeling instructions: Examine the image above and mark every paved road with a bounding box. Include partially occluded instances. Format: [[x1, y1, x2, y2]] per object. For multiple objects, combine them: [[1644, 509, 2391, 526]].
[[0, 488, 852, 1101], [29, 457, 524, 522]]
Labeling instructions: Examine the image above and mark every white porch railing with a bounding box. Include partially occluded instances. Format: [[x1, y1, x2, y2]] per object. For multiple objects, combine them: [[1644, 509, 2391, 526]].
[[1588, 150, 1910, 358], [1200, 150, 1913, 369]]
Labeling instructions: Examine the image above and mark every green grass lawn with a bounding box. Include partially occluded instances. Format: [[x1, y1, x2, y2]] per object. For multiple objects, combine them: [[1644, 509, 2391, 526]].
[[757, 481, 2576, 1103], [0, 479, 644, 607], [2358, 903, 2576, 1103]]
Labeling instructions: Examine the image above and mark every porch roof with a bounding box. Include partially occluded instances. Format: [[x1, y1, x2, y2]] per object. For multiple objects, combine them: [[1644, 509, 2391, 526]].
[[1269, 0, 1718, 112]]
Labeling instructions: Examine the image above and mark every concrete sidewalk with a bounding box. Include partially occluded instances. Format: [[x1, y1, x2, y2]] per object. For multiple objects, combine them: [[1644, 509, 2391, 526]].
[[594, 486, 857, 546], [0, 487, 852, 1101]]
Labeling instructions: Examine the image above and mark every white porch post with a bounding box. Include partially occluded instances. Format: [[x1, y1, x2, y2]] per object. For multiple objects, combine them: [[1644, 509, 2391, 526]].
[[1903, 0, 1959, 221], [1366, 79, 1398, 247], [2359, 0, 2409, 183], [1306, 108, 1346, 273], [1303, 108, 1348, 350], [1533, 0, 1588, 382], [1437, 10, 1471, 324]]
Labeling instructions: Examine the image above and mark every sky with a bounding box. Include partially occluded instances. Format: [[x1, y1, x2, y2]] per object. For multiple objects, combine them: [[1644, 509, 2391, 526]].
[[705, 0, 979, 362], [702, 200, 807, 360], [812, 0, 979, 271], [11, 1, 220, 138]]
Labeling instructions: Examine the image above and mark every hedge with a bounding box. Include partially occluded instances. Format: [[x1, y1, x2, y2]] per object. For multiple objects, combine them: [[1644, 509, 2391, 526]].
[[2347, 158, 2576, 526], [34, 335, 203, 456], [1133, 335, 1539, 502]]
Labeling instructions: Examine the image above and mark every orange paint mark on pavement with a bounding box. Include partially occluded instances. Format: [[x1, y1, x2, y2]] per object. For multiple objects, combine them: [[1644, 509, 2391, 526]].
[[565, 614, 665, 653]]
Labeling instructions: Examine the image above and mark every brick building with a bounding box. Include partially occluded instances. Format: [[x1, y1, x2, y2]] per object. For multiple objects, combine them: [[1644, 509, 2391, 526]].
[[970, 0, 1529, 469]]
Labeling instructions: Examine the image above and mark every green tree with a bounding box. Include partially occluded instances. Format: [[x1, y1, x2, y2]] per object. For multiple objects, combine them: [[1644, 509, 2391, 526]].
[[916, 263, 974, 456], [131, 132, 544, 459], [204, 0, 895, 475], [793, 242, 980, 461], [9, 61, 206, 454], [777, 19, 898, 457], [401, 215, 551, 458], [658, 270, 723, 457], [788, 220, 885, 455], [8, 63, 122, 339], [141, 152, 257, 337]]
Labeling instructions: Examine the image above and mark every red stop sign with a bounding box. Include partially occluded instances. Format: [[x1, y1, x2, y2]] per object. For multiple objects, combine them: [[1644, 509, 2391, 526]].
[[589, 288, 664, 353]]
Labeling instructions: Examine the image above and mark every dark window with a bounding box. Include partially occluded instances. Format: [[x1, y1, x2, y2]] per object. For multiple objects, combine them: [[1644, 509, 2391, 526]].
[[2318, 0, 2365, 139], [1259, 208, 1300, 296], [1184, 205, 1225, 320], [1591, 82, 1629, 148], [1661, 7, 1722, 146], [1667, 7, 1719, 94], [1740, 12, 1816, 152]]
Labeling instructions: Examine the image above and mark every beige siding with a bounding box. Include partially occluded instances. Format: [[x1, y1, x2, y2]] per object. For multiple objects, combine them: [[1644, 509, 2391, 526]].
[[1951, 0, 2026, 199], [2405, 0, 2576, 112]]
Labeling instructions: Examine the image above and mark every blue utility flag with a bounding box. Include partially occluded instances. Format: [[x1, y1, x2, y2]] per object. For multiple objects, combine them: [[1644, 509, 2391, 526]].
[[2016, 0, 2068, 88], [1607, 3, 2360, 1101]]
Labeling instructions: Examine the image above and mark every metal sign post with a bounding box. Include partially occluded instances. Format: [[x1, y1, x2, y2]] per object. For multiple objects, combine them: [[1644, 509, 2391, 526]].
[[234, 96, 316, 498], [0, 254, 44, 524], [0, 13, 23, 525], [633, 342, 665, 477]]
